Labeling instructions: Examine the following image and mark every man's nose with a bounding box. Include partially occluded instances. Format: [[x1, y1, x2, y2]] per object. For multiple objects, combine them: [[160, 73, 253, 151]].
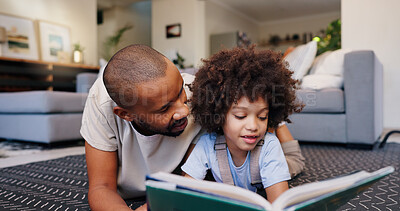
[[173, 102, 189, 120]]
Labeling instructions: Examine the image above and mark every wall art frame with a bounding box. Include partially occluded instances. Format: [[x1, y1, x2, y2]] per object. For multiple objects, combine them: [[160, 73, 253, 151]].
[[0, 13, 39, 60], [38, 21, 71, 62], [166, 23, 181, 38]]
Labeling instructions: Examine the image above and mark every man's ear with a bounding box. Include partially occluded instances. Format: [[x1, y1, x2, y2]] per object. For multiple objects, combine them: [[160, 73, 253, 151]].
[[113, 106, 135, 121]]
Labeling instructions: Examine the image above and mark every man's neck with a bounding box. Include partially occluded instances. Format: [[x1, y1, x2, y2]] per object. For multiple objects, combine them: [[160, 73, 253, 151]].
[[130, 120, 155, 136]]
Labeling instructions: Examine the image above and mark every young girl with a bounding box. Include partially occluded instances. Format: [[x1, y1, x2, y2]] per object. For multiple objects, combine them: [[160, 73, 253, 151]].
[[181, 46, 302, 202]]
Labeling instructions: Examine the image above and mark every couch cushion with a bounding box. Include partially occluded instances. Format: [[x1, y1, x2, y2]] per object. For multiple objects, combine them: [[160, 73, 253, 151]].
[[0, 91, 88, 113], [76, 73, 98, 93], [314, 49, 352, 76], [287, 113, 346, 142], [308, 51, 332, 75], [296, 88, 344, 113], [301, 74, 343, 90], [0, 113, 83, 143]]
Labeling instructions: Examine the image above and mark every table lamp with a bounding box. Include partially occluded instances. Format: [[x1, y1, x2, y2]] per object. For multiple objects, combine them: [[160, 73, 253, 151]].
[[0, 26, 7, 57]]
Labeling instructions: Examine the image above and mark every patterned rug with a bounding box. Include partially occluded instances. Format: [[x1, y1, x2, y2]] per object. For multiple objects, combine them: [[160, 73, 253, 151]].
[[0, 143, 399, 210], [0, 139, 85, 159]]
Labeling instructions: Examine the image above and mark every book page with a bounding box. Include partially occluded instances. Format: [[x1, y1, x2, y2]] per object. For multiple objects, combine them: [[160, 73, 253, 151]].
[[148, 172, 272, 210], [272, 166, 395, 210], [272, 171, 369, 210]]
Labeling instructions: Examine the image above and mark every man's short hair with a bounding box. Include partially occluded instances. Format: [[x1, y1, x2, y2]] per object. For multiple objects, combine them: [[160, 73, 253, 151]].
[[103, 44, 167, 108]]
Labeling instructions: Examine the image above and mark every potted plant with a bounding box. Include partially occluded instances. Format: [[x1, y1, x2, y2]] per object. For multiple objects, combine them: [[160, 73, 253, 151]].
[[72, 43, 85, 64], [316, 19, 341, 55], [103, 25, 133, 61]]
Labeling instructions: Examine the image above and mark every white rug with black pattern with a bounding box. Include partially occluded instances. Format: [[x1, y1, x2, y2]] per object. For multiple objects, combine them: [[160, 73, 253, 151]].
[[0, 143, 399, 210]]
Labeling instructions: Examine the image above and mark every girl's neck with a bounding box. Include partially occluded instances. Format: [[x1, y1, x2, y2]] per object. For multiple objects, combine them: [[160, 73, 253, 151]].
[[226, 142, 248, 167]]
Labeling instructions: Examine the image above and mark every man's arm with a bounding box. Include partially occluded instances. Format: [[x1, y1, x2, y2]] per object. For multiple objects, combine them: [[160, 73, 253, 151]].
[[85, 142, 131, 211]]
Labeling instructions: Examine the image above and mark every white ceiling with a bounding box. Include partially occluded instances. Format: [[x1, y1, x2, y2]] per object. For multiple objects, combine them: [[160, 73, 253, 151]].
[[97, 0, 341, 23]]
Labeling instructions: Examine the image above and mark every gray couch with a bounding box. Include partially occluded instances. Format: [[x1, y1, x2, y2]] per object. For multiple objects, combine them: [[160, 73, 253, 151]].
[[287, 50, 383, 147], [0, 73, 98, 144]]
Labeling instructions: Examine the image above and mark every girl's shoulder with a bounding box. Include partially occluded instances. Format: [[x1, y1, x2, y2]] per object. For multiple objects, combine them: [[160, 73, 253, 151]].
[[261, 132, 280, 150], [263, 132, 279, 143], [197, 133, 218, 147]]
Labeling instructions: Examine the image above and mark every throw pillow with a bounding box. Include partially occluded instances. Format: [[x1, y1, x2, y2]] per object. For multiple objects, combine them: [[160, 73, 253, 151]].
[[314, 49, 352, 76], [301, 74, 344, 90], [283, 46, 295, 58], [284, 41, 317, 81], [308, 51, 332, 75]]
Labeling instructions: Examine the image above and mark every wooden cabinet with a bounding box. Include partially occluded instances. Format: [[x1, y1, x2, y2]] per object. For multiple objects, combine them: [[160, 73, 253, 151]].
[[0, 57, 99, 92]]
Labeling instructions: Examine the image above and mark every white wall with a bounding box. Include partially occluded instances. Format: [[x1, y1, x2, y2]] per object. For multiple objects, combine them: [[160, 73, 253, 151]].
[[152, 0, 206, 68], [342, 0, 400, 129], [205, 1, 259, 58], [98, 1, 151, 60], [0, 0, 97, 65]]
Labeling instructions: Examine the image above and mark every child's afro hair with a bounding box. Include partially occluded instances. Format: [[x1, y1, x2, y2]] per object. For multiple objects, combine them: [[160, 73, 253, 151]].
[[189, 45, 303, 135]]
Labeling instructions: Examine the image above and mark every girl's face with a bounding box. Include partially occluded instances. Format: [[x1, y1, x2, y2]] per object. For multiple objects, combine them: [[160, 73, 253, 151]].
[[223, 96, 269, 154]]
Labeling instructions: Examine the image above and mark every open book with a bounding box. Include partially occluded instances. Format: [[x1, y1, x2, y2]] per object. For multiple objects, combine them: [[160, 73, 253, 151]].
[[145, 166, 394, 211]]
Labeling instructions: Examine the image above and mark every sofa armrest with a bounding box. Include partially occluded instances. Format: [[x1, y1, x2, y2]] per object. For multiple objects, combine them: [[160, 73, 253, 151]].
[[76, 73, 98, 93], [344, 50, 383, 144]]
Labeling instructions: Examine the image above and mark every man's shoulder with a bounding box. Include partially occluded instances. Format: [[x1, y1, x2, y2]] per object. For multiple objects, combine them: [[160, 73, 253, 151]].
[[87, 77, 115, 108]]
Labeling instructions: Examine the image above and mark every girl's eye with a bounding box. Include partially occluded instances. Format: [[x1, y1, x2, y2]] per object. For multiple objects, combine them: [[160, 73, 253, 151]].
[[234, 115, 246, 119], [259, 117, 268, 121]]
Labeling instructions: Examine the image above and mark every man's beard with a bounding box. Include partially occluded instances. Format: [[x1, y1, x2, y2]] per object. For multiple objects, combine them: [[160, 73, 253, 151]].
[[131, 118, 187, 137]]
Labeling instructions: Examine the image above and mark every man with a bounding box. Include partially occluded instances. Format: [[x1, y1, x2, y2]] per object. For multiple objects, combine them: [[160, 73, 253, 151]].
[[81, 45, 304, 210]]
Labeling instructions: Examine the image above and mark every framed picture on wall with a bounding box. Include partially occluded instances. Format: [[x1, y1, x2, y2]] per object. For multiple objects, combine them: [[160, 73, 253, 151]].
[[166, 23, 181, 38], [38, 21, 71, 62], [0, 13, 39, 60]]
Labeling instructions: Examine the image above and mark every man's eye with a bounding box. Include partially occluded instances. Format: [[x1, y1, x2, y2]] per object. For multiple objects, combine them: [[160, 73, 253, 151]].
[[259, 117, 268, 121], [234, 115, 246, 119], [159, 106, 169, 113]]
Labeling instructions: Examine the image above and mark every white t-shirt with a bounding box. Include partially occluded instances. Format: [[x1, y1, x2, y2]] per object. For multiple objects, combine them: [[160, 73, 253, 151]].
[[181, 133, 291, 191], [80, 73, 202, 198]]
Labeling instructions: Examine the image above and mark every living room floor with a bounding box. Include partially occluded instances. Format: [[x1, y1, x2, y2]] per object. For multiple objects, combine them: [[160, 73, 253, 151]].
[[0, 140, 85, 168], [0, 129, 399, 169]]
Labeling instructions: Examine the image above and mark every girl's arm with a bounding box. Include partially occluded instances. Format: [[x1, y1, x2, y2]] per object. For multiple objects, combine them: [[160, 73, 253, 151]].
[[264, 181, 289, 203], [183, 172, 194, 179], [269, 124, 305, 178]]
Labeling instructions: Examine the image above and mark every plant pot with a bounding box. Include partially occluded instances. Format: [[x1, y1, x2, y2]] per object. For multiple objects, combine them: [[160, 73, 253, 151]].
[[73, 50, 84, 64]]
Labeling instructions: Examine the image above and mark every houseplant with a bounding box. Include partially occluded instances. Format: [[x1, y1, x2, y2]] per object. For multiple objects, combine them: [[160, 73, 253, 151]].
[[316, 19, 341, 55], [103, 25, 133, 61], [72, 42, 84, 64]]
